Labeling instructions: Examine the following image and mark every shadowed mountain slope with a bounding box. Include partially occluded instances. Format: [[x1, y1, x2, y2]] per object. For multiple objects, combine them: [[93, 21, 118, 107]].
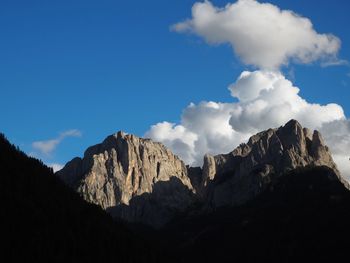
[[0, 134, 156, 262], [57, 131, 195, 227], [157, 166, 350, 262]]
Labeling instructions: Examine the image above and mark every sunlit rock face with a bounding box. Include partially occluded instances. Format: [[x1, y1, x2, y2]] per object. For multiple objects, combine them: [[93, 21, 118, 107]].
[[58, 120, 345, 227], [201, 119, 343, 208], [57, 131, 194, 226]]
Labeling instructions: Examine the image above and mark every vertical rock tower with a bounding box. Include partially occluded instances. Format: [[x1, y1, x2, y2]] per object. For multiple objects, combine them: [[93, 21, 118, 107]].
[[57, 131, 194, 212]]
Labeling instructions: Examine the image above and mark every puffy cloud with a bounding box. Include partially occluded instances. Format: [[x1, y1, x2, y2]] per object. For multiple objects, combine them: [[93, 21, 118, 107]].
[[172, 0, 341, 69], [146, 122, 198, 164], [32, 129, 81, 157], [320, 120, 350, 178], [146, 102, 251, 166], [228, 71, 344, 133], [147, 0, 349, 180], [146, 70, 346, 169]]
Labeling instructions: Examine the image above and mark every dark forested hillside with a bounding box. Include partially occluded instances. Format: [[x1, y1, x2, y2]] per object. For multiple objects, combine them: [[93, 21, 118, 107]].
[[158, 166, 350, 262], [0, 134, 155, 263]]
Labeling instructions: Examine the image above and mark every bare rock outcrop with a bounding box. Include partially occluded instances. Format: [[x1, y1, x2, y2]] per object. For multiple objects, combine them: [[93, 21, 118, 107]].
[[57, 119, 346, 227], [201, 119, 342, 208], [57, 131, 194, 226]]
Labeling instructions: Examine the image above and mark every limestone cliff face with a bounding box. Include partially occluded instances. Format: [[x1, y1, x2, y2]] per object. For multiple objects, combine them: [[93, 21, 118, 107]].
[[201, 119, 342, 208], [58, 120, 345, 227], [57, 131, 194, 226]]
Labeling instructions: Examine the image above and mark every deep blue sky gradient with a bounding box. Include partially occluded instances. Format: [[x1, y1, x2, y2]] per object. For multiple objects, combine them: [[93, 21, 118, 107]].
[[1, 0, 349, 165]]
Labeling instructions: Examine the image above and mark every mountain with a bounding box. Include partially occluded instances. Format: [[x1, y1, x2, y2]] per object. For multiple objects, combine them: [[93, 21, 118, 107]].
[[58, 119, 347, 227], [200, 119, 345, 208], [0, 134, 156, 262], [2, 119, 350, 262], [57, 131, 195, 227], [159, 166, 350, 262]]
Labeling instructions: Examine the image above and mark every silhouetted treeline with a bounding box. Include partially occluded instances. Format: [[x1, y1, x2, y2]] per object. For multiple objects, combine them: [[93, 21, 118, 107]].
[[156, 166, 350, 262], [0, 133, 157, 263]]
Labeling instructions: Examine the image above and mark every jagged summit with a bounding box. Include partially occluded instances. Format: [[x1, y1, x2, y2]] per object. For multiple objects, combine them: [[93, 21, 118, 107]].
[[57, 130, 194, 227], [200, 119, 343, 208], [58, 130, 192, 202], [202, 119, 339, 186], [57, 120, 345, 227]]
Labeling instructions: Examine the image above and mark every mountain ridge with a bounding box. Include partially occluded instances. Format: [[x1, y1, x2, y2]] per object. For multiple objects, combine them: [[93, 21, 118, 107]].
[[57, 119, 347, 227], [157, 165, 350, 262], [2, 121, 350, 261]]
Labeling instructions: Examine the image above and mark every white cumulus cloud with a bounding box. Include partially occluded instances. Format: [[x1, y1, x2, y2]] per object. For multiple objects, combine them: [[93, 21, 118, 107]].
[[228, 70, 344, 133], [146, 70, 346, 170], [320, 120, 350, 178], [146, 122, 198, 165], [172, 0, 341, 69], [146, 0, 349, 180]]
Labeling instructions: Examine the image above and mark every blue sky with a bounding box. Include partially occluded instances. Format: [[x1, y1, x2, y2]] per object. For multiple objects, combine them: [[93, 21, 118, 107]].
[[1, 0, 349, 169]]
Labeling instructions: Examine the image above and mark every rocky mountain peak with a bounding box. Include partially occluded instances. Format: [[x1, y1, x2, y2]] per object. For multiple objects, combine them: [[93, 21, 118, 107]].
[[57, 120, 345, 227], [57, 131, 193, 213], [200, 119, 342, 208]]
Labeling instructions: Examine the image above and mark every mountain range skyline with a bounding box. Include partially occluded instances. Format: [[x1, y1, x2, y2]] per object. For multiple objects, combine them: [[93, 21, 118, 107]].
[[1, 0, 349, 178], [2, 120, 350, 262], [56, 118, 346, 228], [2, 2, 350, 261]]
